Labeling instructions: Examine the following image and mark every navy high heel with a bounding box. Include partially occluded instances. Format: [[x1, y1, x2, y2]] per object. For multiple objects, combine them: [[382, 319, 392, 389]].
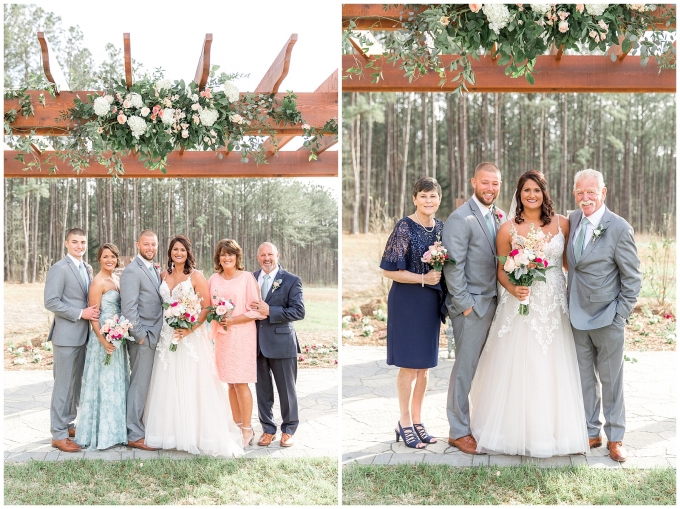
[[395, 422, 426, 449], [413, 423, 437, 444]]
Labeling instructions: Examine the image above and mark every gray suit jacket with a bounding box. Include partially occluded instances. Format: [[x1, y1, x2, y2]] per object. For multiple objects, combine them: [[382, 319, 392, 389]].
[[442, 198, 506, 318], [120, 257, 164, 348], [566, 206, 642, 330], [44, 257, 92, 347]]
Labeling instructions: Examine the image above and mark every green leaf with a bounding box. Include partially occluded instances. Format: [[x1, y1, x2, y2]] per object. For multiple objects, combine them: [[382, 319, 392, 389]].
[[525, 73, 535, 85]]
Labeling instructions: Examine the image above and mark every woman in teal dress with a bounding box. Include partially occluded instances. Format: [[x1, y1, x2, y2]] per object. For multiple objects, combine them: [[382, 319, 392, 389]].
[[75, 243, 129, 450]]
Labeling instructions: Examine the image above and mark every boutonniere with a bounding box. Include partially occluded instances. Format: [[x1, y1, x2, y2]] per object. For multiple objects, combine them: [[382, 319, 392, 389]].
[[271, 279, 283, 293], [493, 208, 504, 227], [86, 263, 94, 280], [592, 224, 607, 243], [153, 263, 161, 271]]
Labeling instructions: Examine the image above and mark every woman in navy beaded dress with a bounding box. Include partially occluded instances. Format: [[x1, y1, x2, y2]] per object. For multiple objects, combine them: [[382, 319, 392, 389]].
[[379, 177, 446, 449]]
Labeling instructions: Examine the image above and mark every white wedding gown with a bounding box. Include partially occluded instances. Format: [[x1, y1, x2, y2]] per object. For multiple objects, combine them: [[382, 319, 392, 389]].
[[144, 278, 244, 457], [469, 225, 589, 457]]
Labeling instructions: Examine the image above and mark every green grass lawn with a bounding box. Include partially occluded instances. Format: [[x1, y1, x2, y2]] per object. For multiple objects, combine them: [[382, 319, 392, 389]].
[[5, 457, 338, 505], [297, 287, 338, 332], [342, 463, 676, 505]]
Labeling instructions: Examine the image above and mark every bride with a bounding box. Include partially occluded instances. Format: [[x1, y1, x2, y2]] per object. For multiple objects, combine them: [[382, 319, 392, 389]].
[[469, 170, 589, 457], [144, 235, 244, 457]]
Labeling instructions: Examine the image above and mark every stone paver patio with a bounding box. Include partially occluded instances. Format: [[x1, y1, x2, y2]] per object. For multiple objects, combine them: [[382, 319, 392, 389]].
[[343, 346, 675, 469], [5, 368, 338, 462]]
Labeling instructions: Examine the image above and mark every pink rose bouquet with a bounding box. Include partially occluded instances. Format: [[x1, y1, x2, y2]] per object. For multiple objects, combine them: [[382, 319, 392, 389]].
[[99, 315, 134, 365], [497, 223, 553, 315], [421, 239, 456, 272], [162, 286, 202, 351], [205, 292, 235, 331]]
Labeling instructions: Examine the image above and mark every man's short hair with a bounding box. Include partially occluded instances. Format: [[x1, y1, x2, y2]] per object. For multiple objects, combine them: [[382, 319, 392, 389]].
[[65, 228, 86, 240], [138, 229, 158, 241], [573, 169, 605, 191], [474, 162, 501, 177]]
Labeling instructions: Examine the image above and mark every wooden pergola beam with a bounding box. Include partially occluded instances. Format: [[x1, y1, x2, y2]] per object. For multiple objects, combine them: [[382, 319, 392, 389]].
[[37, 32, 69, 93], [3, 150, 338, 178], [193, 34, 213, 90], [341, 4, 676, 30], [342, 54, 676, 92], [123, 33, 133, 88], [304, 69, 338, 154], [4, 91, 336, 135]]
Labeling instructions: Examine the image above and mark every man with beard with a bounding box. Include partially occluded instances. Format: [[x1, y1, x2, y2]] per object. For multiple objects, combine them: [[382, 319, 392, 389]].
[[442, 162, 506, 454], [566, 169, 641, 462], [120, 230, 163, 450]]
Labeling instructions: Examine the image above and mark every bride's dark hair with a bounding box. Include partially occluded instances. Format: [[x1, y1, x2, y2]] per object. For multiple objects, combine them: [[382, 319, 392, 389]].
[[167, 235, 195, 275], [513, 170, 554, 227]]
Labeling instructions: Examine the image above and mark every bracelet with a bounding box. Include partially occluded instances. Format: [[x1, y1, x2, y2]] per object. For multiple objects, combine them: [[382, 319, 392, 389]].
[[421, 274, 424, 287]]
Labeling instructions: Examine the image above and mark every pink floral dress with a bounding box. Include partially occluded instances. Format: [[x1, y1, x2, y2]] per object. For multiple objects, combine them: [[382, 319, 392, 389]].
[[207, 271, 264, 383]]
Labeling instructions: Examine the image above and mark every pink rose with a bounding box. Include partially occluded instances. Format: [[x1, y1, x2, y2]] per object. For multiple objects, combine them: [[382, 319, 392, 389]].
[[469, 4, 482, 13], [510, 249, 520, 257], [122, 99, 131, 108], [422, 251, 432, 262], [576, 4, 584, 13], [558, 10, 569, 20], [497, 212, 503, 219], [171, 301, 179, 307], [535, 257, 543, 265], [204, 88, 212, 98], [181, 130, 189, 138], [543, 260, 549, 268], [504, 257, 516, 272], [117, 113, 127, 124], [216, 305, 228, 316], [190, 316, 196, 322], [558, 20, 569, 33]]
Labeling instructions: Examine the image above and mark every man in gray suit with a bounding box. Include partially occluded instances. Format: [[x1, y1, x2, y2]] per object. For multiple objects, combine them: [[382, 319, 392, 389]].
[[120, 230, 164, 451], [251, 242, 305, 448], [44, 228, 100, 452], [566, 169, 642, 462], [442, 162, 507, 454]]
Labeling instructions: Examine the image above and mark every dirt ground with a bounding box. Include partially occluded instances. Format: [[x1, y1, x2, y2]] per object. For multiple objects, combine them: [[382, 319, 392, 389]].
[[4, 283, 337, 370], [342, 233, 676, 353]]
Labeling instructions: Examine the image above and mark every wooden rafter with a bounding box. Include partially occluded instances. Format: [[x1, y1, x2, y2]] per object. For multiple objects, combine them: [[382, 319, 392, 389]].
[[349, 37, 371, 61], [342, 54, 676, 92], [298, 69, 338, 154], [257, 34, 298, 153], [4, 91, 336, 135], [37, 32, 69, 93], [3, 150, 337, 178], [123, 33, 133, 88], [193, 34, 213, 90]]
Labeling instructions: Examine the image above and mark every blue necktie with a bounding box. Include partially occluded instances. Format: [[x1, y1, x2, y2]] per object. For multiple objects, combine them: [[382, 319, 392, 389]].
[[261, 274, 270, 300], [574, 216, 589, 263], [485, 211, 496, 244]]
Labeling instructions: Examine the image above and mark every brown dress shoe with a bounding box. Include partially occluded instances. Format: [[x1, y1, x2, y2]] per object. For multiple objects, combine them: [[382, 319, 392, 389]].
[[126, 438, 160, 451], [280, 433, 294, 447], [607, 441, 628, 462], [68, 428, 76, 438], [448, 435, 482, 455], [258, 432, 276, 446], [589, 436, 603, 448], [51, 438, 82, 453]]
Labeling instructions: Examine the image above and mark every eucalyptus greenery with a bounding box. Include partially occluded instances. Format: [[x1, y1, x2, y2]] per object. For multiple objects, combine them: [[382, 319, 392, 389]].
[[343, 4, 676, 94]]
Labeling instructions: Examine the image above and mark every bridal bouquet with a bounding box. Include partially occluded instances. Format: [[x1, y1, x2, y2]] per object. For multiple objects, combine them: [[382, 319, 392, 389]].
[[421, 239, 456, 272], [205, 293, 235, 331], [498, 224, 552, 315], [163, 287, 202, 352], [100, 315, 134, 365]]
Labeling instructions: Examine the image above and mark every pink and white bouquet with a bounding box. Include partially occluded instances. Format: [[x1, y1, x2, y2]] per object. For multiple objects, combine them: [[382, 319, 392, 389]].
[[100, 315, 134, 365], [163, 286, 202, 351], [497, 223, 553, 315], [205, 293, 235, 331], [421, 239, 456, 272]]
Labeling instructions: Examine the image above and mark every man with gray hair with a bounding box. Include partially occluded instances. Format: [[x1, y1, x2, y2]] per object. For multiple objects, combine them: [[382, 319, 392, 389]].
[[566, 169, 642, 462]]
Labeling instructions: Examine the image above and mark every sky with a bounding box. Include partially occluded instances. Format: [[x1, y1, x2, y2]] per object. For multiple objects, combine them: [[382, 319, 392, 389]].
[[14, 0, 341, 196]]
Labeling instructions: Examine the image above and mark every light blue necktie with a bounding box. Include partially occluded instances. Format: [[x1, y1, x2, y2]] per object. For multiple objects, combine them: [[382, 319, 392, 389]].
[[485, 211, 496, 244], [574, 215, 590, 263], [79, 263, 89, 291], [149, 264, 158, 284], [261, 274, 270, 300]]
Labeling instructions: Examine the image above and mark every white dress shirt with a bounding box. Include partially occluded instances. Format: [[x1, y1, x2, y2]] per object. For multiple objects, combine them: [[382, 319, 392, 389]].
[[573, 204, 607, 250], [471, 194, 493, 218], [257, 265, 279, 298]]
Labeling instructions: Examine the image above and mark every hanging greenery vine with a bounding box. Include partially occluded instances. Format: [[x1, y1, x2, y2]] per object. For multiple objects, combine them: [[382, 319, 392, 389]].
[[343, 3, 676, 94]]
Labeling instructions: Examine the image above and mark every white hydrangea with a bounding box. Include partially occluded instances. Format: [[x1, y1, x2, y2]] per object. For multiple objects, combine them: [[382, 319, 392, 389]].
[[93, 96, 111, 116], [161, 108, 175, 126], [585, 4, 608, 16], [482, 4, 512, 34], [127, 115, 147, 139], [529, 4, 551, 16], [223, 81, 239, 103], [342, 315, 352, 323], [155, 78, 172, 91], [362, 325, 375, 336], [13, 358, 27, 365], [130, 93, 144, 109], [199, 108, 219, 127], [341, 330, 354, 339]]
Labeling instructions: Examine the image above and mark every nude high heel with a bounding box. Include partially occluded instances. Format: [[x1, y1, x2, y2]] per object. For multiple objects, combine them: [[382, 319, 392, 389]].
[[242, 427, 254, 447]]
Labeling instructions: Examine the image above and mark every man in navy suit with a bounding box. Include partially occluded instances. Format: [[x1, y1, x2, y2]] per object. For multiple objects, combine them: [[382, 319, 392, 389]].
[[251, 242, 305, 447]]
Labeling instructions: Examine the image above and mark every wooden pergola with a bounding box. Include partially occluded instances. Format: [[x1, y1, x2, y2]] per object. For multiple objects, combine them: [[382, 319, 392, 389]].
[[342, 4, 676, 93], [4, 33, 338, 178]]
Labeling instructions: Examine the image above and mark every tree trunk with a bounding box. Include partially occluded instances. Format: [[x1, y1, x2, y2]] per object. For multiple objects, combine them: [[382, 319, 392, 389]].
[[385, 100, 392, 216], [481, 94, 489, 160], [431, 93, 437, 180], [447, 93, 456, 207], [61, 180, 71, 258], [31, 186, 40, 282], [494, 93, 501, 166], [399, 93, 413, 218], [421, 93, 428, 176], [560, 94, 568, 214], [21, 180, 30, 284], [458, 95, 468, 198], [539, 105, 545, 174], [622, 101, 632, 222], [350, 94, 361, 234], [364, 93, 373, 233]]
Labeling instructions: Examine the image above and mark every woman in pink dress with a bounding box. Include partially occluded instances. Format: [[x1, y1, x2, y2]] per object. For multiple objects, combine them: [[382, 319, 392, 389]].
[[207, 239, 265, 448]]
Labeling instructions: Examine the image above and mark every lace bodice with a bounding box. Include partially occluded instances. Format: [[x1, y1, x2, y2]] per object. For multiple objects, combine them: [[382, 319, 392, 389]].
[[159, 276, 192, 303], [495, 226, 569, 354], [380, 217, 444, 274]]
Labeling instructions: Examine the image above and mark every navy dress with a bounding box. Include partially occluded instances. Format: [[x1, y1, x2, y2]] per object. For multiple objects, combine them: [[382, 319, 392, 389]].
[[380, 217, 444, 369]]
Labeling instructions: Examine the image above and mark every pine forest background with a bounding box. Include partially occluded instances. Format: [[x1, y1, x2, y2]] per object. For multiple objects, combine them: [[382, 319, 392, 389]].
[[342, 92, 676, 235], [4, 6, 337, 286]]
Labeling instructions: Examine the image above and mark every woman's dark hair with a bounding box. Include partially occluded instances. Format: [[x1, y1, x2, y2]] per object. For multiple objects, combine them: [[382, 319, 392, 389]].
[[167, 235, 195, 275], [513, 170, 554, 226], [97, 243, 122, 268], [213, 239, 245, 272], [412, 177, 442, 198]]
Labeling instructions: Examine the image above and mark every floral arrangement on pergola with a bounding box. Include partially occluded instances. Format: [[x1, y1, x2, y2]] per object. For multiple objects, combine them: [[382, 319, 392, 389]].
[[343, 3, 676, 93]]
